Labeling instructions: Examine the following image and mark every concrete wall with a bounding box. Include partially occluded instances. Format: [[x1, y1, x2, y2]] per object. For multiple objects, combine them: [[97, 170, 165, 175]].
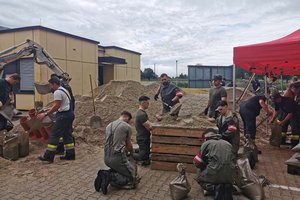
[[0, 29, 98, 109]]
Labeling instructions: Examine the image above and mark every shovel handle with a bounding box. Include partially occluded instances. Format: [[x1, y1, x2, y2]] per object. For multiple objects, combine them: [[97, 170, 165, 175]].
[[89, 75, 96, 114], [163, 102, 172, 109]]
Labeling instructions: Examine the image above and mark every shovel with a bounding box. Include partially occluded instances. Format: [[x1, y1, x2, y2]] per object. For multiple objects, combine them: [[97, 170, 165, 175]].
[[89, 74, 102, 128], [161, 100, 182, 115], [256, 116, 269, 129]]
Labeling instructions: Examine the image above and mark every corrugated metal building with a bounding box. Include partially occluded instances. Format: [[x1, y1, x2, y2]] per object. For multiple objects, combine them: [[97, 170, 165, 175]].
[[188, 65, 233, 88], [0, 26, 141, 110]]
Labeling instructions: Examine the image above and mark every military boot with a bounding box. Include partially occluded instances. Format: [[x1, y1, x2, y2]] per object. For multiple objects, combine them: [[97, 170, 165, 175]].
[[38, 150, 55, 163], [101, 170, 112, 195], [290, 135, 299, 148], [60, 148, 75, 160], [56, 142, 65, 155]]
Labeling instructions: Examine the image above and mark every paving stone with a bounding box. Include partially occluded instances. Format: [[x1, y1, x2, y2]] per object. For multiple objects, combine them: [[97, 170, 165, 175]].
[[1, 145, 300, 200]]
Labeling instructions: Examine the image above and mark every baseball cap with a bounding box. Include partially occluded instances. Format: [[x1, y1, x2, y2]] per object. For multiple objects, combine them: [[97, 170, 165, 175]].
[[213, 75, 222, 81], [270, 92, 282, 101]]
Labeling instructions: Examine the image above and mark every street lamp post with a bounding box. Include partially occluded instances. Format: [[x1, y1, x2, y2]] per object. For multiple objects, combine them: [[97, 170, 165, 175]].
[[176, 60, 178, 85]]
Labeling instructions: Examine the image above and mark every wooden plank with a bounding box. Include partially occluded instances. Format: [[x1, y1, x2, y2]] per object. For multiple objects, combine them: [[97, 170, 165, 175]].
[[152, 135, 204, 146], [152, 153, 194, 164], [151, 161, 197, 173], [152, 143, 199, 155], [152, 127, 204, 138], [153, 124, 204, 130]]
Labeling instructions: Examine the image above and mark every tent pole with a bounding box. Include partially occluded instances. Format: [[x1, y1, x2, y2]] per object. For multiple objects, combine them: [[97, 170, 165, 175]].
[[264, 75, 268, 135], [233, 64, 236, 111], [281, 75, 283, 94]]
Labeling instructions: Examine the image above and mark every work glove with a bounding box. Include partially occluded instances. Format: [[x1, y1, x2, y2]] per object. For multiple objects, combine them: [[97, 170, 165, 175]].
[[204, 107, 209, 115], [154, 94, 159, 101], [276, 120, 284, 126]]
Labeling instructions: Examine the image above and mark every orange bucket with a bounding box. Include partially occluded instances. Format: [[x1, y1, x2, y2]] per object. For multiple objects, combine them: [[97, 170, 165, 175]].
[[32, 130, 42, 138], [28, 109, 37, 118], [39, 127, 49, 140]]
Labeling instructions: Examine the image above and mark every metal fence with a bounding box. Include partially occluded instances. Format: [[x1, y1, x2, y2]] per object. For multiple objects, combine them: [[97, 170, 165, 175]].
[[188, 65, 233, 88]]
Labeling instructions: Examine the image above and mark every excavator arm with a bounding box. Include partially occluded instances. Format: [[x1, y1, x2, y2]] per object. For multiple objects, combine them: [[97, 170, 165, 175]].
[[0, 39, 70, 81]]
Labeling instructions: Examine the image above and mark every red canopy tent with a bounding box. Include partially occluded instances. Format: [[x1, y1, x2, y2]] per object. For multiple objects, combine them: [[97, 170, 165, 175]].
[[233, 29, 300, 75]]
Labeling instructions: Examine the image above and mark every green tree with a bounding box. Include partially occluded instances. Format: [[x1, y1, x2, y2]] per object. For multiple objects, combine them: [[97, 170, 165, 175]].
[[178, 73, 188, 79], [141, 68, 158, 81]]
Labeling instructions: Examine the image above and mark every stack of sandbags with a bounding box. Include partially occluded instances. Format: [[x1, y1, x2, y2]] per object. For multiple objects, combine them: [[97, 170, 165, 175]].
[[285, 143, 300, 175], [0, 130, 29, 161]]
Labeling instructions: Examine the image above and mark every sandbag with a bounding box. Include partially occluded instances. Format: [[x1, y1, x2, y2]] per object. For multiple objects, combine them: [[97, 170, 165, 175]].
[[270, 123, 282, 147], [285, 153, 300, 167], [169, 163, 191, 200], [0, 130, 6, 156], [3, 133, 19, 161], [292, 143, 300, 152], [18, 131, 29, 157], [241, 183, 264, 200], [242, 137, 259, 169], [237, 158, 264, 200]]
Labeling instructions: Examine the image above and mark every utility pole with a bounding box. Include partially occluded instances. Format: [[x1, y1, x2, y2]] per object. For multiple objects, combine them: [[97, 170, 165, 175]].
[[154, 63, 156, 75], [176, 60, 178, 85]]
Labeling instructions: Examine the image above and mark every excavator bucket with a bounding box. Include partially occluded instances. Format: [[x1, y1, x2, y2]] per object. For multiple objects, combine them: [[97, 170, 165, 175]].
[[34, 82, 51, 94]]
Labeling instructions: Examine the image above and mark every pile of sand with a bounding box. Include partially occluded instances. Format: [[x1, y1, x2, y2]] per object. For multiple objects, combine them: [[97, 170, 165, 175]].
[[74, 81, 162, 145], [74, 81, 214, 145], [226, 87, 255, 103], [155, 114, 215, 129], [74, 81, 161, 127]]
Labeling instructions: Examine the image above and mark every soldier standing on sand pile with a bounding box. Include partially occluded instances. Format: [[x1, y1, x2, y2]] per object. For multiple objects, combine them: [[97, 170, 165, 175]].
[[154, 73, 183, 117], [266, 73, 278, 95], [204, 75, 227, 122], [37, 76, 75, 163], [95, 111, 139, 195], [133, 96, 152, 166], [215, 100, 240, 155], [0, 73, 20, 131]]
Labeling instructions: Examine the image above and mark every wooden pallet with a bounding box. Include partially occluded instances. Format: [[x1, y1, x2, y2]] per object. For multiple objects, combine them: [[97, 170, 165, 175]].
[[151, 125, 204, 173]]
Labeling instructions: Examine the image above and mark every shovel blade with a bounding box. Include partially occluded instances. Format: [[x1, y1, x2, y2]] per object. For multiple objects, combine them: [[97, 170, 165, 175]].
[[90, 115, 102, 128], [169, 103, 182, 115]]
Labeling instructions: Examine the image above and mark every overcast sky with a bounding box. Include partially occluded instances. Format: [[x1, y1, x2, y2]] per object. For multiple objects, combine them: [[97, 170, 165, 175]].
[[0, 0, 299, 76]]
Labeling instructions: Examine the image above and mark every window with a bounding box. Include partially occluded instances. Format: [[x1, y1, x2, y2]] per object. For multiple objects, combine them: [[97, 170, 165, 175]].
[[20, 59, 34, 91], [3, 58, 34, 93]]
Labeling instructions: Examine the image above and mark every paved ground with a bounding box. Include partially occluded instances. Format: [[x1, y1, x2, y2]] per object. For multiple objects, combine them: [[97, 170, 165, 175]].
[[0, 139, 300, 200], [1, 93, 300, 199]]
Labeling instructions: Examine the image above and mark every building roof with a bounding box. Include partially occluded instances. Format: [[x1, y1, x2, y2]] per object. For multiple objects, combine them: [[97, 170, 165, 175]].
[[0, 26, 9, 31], [188, 65, 233, 68], [0, 25, 99, 44], [99, 45, 141, 55]]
